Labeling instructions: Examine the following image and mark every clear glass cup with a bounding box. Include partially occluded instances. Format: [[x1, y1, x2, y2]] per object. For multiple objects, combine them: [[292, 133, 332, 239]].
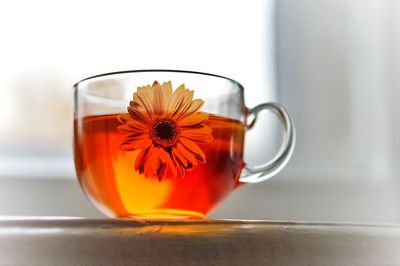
[[74, 70, 295, 218]]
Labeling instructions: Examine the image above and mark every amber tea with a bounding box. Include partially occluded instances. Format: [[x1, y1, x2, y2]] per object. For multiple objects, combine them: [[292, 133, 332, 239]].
[[74, 113, 245, 218]]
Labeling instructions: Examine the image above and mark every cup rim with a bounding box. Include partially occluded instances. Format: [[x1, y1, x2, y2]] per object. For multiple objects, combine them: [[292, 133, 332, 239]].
[[73, 69, 245, 92]]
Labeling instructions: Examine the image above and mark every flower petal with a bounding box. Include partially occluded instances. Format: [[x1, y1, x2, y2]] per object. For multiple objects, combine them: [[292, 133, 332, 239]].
[[152, 81, 164, 116], [179, 112, 209, 127], [144, 145, 161, 178], [168, 84, 194, 117], [117, 124, 140, 134], [171, 146, 189, 167], [174, 94, 194, 119], [134, 85, 155, 116], [117, 118, 149, 133], [161, 81, 173, 98], [125, 120, 149, 131], [120, 135, 152, 150], [158, 148, 178, 178], [135, 147, 150, 173], [128, 106, 151, 123], [151, 145, 169, 181], [117, 114, 131, 124], [177, 162, 186, 176], [152, 81, 173, 116], [180, 125, 213, 143], [179, 137, 206, 163], [167, 84, 185, 113], [171, 151, 186, 177], [157, 162, 167, 181], [175, 142, 198, 167], [177, 99, 204, 120]]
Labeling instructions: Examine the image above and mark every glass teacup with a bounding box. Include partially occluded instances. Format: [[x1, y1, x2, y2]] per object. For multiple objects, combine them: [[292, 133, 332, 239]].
[[74, 70, 295, 218]]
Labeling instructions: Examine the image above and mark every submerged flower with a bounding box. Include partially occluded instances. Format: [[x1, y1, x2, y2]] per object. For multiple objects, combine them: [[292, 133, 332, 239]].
[[117, 81, 213, 180]]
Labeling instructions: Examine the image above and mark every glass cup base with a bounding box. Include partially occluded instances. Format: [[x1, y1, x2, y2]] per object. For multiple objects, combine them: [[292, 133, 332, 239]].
[[117, 209, 205, 219]]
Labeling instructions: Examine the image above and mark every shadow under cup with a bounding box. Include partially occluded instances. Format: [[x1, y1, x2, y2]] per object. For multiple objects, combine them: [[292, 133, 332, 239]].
[[74, 70, 294, 218]]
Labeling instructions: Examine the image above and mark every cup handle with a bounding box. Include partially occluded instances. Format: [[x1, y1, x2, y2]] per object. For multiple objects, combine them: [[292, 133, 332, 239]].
[[239, 102, 296, 183]]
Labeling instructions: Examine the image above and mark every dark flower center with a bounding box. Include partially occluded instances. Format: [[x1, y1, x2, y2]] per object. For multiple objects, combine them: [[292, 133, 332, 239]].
[[151, 119, 179, 147]]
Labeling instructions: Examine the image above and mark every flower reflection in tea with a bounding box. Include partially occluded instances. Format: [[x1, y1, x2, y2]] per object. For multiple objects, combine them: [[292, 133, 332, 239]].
[[117, 81, 213, 180]]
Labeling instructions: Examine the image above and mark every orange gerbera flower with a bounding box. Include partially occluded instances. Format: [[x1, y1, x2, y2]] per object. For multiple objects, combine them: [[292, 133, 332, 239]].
[[117, 81, 213, 180]]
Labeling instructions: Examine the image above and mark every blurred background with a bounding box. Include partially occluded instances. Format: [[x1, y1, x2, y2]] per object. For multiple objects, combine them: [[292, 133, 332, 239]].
[[0, 0, 399, 223]]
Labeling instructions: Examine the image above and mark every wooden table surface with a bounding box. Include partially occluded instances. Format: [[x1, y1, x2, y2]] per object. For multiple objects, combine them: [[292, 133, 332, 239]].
[[0, 218, 399, 265]]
